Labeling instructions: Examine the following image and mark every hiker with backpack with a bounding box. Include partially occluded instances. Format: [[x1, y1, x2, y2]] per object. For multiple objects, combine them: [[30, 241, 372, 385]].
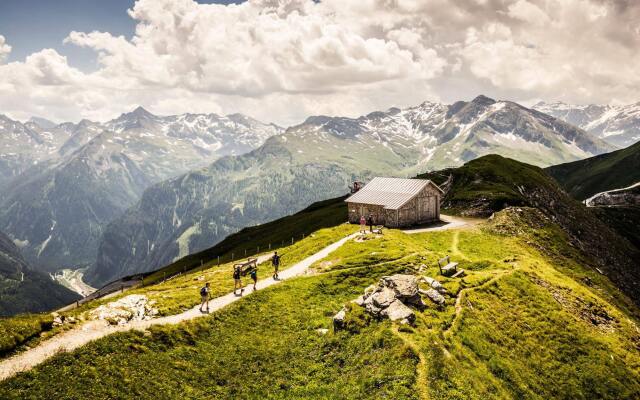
[[199, 282, 210, 313], [368, 214, 374, 233], [359, 215, 366, 234], [233, 265, 244, 295], [272, 251, 281, 280], [250, 265, 258, 290]]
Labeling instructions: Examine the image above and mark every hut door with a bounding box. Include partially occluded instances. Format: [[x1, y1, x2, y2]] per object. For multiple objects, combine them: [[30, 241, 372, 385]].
[[422, 197, 434, 221]]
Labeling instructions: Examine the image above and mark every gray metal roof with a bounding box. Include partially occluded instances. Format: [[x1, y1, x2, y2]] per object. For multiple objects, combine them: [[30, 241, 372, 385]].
[[345, 177, 442, 210]]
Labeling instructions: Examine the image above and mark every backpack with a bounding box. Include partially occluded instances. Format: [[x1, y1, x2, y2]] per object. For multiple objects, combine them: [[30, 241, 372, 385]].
[[200, 286, 208, 297]]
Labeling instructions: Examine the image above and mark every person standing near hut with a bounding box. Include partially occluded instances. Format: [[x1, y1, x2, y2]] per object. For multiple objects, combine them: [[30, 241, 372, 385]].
[[359, 215, 366, 234], [367, 214, 374, 233]]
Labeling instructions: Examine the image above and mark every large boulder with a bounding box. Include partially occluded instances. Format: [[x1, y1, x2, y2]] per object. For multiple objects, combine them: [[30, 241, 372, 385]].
[[380, 275, 419, 299], [382, 300, 415, 324]]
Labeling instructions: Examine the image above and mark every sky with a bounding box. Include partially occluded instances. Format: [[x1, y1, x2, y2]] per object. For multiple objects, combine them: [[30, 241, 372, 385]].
[[0, 0, 638, 126]]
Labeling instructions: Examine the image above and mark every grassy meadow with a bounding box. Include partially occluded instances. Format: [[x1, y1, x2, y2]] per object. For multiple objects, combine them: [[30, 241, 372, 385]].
[[1, 207, 639, 399]]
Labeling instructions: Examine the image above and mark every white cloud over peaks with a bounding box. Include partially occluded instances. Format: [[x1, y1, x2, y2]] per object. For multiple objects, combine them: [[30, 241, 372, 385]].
[[0, 36, 11, 63], [0, 0, 639, 124]]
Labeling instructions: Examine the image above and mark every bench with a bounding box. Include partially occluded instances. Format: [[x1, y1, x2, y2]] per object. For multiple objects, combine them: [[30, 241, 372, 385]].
[[372, 225, 384, 235], [234, 257, 257, 276], [438, 256, 461, 277]]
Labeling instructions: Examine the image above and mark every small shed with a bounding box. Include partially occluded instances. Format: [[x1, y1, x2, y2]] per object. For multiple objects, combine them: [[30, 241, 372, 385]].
[[345, 177, 443, 228]]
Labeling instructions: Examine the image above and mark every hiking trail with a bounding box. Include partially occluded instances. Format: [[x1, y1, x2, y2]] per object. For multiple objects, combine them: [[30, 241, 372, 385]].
[[0, 233, 358, 381], [0, 217, 477, 382]]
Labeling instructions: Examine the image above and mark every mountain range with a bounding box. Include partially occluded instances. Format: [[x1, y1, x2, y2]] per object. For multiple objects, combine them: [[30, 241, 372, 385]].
[[0, 109, 281, 271], [534, 101, 640, 148], [86, 95, 613, 285]]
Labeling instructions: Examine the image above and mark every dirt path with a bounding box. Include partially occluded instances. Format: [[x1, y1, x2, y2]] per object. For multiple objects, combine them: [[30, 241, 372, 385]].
[[445, 271, 512, 336], [402, 214, 482, 234], [0, 232, 359, 382], [392, 327, 431, 400]]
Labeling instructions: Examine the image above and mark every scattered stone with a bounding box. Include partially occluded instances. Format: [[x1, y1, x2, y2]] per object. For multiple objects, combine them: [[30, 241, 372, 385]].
[[52, 316, 64, 327], [316, 328, 329, 335], [421, 288, 446, 305], [89, 295, 159, 326], [417, 264, 428, 273], [422, 276, 446, 294], [194, 275, 205, 281], [333, 309, 346, 331]]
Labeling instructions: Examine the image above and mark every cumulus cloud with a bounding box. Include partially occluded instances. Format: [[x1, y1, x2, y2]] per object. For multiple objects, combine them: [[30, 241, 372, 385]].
[[0, 36, 11, 63], [0, 0, 639, 124]]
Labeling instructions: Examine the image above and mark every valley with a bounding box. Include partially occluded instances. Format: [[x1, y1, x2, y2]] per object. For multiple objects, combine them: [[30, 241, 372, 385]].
[[52, 268, 96, 297]]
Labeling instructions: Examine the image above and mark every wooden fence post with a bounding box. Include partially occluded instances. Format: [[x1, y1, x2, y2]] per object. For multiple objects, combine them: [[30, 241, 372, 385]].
[[217, 256, 220, 266]]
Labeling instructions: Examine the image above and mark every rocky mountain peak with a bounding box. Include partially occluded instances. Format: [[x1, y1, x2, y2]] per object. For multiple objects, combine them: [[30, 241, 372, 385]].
[[470, 94, 497, 106]]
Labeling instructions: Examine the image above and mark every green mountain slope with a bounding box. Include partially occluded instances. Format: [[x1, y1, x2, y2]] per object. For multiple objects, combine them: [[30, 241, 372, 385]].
[[0, 231, 79, 317], [420, 155, 640, 305], [141, 195, 348, 286], [546, 141, 640, 200]]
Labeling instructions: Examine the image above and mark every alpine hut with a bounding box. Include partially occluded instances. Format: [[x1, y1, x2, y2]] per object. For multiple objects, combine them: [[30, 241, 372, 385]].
[[345, 177, 443, 228]]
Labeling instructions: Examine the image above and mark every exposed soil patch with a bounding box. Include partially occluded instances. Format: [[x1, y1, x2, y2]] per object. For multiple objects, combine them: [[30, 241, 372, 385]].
[[531, 276, 616, 332]]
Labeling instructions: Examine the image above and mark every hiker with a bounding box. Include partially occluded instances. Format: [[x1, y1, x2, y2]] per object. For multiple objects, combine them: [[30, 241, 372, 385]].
[[359, 215, 366, 234], [250, 266, 258, 290], [368, 214, 374, 233], [233, 266, 243, 295], [272, 251, 281, 280], [199, 282, 210, 313]]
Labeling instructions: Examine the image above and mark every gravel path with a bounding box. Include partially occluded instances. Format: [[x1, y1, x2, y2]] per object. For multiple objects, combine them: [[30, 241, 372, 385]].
[[402, 214, 482, 234], [0, 232, 358, 382]]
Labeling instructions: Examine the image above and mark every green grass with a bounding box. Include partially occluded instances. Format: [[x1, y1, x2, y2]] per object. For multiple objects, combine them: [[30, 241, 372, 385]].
[[127, 223, 357, 316], [0, 223, 356, 358], [0, 314, 53, 356], [2, 209, 640, 399], [1, 263, 418, 399]]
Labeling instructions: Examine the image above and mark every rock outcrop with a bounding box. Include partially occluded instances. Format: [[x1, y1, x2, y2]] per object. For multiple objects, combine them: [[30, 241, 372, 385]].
[[356, 274, 423, 325], [89, 294, 158, 326]]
